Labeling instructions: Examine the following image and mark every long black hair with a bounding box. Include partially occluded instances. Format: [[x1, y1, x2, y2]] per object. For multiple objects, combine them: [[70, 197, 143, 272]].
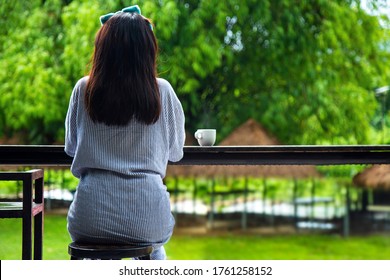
[[85, 12, 160, 126]]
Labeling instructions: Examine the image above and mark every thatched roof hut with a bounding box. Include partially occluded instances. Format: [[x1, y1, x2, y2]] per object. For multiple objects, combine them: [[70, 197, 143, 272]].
[[353, 165, 390, 190], [0, 135, 22, 145], [167, 118, 320, 179], [218, 118, 280, 146]]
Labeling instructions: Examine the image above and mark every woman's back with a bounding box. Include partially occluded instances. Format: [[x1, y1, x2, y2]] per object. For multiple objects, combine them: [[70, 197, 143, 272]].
[[65, 6, 185, 260], [66, 77, 184, 179]]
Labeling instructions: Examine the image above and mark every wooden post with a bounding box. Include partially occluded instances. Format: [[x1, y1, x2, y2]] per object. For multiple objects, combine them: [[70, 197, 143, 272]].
[[208, 178, 216, 229], [293, 178, 298, 229], [262, 178, 267, 216], [241, 177, 248, 230], [310, 178, 316, 227], [192, 177, 197, 217], [172, 176, 179, 218], [343, 183, 350, 237]]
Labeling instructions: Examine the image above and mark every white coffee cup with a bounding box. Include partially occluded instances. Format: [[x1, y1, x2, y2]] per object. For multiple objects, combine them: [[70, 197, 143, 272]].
[[194, 129, 216, 146]]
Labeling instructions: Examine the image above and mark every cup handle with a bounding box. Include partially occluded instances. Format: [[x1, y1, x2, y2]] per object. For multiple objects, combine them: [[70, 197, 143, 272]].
[[194, 131, 203, 139]]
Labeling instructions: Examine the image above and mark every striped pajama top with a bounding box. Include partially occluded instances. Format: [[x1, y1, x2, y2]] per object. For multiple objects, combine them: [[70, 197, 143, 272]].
[[65, 76, 185, 250]]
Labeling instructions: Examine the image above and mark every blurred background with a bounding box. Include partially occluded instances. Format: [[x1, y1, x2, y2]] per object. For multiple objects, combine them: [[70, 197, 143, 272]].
[[0, 0, 390, 260], [0, 0, 389, 145]]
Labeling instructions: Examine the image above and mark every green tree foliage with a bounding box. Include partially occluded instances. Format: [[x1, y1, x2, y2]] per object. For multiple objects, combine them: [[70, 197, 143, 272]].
[[202, 0, 390, 144], [0, 0, 67, 143], [0, 0, 389, 144]]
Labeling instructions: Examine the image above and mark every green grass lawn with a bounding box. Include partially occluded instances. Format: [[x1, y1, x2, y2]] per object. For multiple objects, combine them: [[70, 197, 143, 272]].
[[1, 214, 389, 260]]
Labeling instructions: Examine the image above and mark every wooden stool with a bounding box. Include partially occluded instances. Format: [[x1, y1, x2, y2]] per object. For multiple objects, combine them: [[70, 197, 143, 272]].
[[0, 169, 44, 260], [68, 242, 153, 260]]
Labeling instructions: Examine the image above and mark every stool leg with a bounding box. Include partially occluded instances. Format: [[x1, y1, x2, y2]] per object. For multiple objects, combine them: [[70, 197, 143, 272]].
[[22, 216, 33, 260], [22, 177, 33, 260], [34, 211, 43, 259], [34, 176, 44, 260]]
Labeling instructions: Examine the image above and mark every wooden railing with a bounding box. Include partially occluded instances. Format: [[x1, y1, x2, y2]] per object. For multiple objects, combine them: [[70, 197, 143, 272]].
[[0, 145, 389, 166]]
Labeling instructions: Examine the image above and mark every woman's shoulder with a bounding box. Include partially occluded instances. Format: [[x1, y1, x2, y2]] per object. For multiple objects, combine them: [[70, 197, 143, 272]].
[[69, 76, 89, 103], [157, 78, 174, 92], [71, 76, 89, 97], [75, 76, 89, 88]]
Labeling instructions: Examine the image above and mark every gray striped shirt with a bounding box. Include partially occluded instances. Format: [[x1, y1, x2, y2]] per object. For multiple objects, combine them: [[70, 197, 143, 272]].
[[65, 76, 185, 253]]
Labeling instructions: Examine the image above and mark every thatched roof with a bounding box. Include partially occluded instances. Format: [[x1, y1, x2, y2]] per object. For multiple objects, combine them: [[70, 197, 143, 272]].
[[0, 135, 22, 145], [167, 118, 320, 179], [353, 165, 390, 190], [219, 118, 279, 146]]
